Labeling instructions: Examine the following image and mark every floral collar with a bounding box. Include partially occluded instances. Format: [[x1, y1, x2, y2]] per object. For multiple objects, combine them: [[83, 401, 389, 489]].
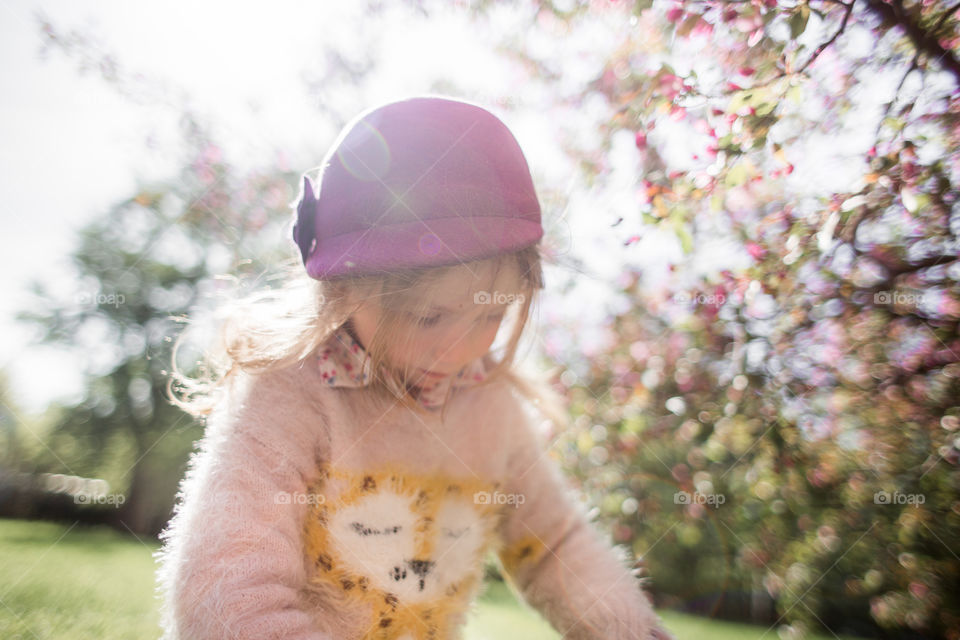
[[315, 325, 489, 410]]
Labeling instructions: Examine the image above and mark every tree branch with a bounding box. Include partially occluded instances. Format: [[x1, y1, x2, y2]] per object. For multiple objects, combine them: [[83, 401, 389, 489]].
[[874, 51, 919, 140], [933, 1, 960, 31], [707, 0, 856, 97], [796, 0, 856, 74], [872, 252, 958, 279], [863, 0, 960, 87]]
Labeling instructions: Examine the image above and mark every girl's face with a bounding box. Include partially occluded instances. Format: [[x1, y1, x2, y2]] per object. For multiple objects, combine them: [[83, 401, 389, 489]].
[[350, 260, 525, 387]]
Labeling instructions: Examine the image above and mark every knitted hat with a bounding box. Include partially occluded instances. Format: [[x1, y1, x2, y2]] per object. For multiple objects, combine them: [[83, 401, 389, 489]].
[[291, 95, 544, 280]]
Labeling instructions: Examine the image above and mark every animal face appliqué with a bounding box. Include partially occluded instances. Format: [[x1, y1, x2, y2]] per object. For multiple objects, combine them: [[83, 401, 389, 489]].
[[303, 466, 505, 639]]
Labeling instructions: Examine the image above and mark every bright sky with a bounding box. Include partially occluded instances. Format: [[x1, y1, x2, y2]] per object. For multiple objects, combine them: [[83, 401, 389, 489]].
[[0, 0, 888, 417], [0, 0, 676, 416]]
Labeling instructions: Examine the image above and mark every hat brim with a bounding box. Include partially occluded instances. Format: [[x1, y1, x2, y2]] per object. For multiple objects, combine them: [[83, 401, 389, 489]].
[[304, 216, 543, 280]]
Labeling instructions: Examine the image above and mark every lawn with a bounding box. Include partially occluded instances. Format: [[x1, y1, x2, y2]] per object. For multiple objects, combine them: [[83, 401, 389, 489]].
[[0, 518, 867, 639]]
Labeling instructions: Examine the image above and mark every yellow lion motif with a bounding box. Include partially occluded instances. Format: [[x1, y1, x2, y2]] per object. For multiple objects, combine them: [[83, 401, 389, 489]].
[[302, 465, 507, 639]]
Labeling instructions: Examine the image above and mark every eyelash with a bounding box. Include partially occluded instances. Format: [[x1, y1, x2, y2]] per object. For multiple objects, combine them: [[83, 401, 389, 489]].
[[415, 313, 442, 327], [412, 312, 504, 328]]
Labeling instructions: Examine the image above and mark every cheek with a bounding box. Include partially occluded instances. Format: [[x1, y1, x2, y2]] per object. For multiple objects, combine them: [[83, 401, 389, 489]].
[[392, 321, 502, 365], [386, 329, 435, 365], [384, 340, 416, 367], [350, 308, 381, 347], [478, 322, 501, 346], [460, 321, 503, 356]]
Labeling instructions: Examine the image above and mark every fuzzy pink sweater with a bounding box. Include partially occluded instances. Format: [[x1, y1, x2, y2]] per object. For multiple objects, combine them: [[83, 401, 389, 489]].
[[153, 328, 673, 639]]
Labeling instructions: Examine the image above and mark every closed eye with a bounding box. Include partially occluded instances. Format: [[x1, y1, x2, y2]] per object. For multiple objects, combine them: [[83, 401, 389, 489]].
[[418, 314, 443, 327], [351, 522, 403, 536], [410, 309, 504, 328], [408, 312, 443, 328]]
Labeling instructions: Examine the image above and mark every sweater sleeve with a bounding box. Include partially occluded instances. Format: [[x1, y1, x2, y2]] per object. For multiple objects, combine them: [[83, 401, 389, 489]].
[[153, 368, 333, 640], [494, 405, 675, 640]]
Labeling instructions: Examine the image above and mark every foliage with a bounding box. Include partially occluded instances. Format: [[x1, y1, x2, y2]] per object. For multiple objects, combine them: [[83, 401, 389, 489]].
[[13, 14, 382, 535], [11, 117, 286, 534], [17, 17, 301, 534], [507, 0, 960, 638]]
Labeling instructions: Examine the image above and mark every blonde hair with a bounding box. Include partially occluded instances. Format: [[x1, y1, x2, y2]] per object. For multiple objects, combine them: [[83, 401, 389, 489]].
[[167, 244, 569, 429]]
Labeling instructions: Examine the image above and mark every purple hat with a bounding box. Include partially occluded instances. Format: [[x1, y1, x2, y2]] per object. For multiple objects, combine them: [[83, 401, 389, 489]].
[[291, 95, 544, 280]]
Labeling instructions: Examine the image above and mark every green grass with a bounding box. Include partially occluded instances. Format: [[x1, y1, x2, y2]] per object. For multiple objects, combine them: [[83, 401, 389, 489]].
[[0, 518, 161, 639], [464, 579, 561, 639], [465, 579, 871, 640], [0, 518, 868, 640]]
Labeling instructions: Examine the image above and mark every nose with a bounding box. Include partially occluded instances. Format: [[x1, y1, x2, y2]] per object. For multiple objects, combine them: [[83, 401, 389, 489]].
[[406, 558, 434, 591]]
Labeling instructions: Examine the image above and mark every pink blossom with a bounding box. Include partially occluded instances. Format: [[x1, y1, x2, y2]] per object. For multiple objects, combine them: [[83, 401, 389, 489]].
[[202, 144, 222, 163], [658, 72, 684, 100], [692, 20, 714, 37], [735, 14, 761, 33], [909, 582, 929, 600], [746, 242, 766, 260]]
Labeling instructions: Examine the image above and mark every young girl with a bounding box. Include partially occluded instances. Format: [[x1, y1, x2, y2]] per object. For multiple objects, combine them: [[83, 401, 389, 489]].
[[154, 95, 674, 640]]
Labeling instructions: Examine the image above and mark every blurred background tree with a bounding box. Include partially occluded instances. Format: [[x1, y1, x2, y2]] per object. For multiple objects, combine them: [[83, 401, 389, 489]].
[[508, 1, 959, 639], [7, 15, 379, 535], [13, 114, 296, 534]]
